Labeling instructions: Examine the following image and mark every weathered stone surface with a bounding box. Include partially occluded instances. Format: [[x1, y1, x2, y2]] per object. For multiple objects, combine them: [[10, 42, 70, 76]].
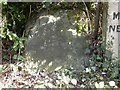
[[106, 1, 120, 61], [25, 10, 88, 70]]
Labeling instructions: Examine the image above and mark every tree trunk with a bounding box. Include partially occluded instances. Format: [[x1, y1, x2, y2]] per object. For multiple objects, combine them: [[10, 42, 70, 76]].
[[0, 3, 2, 64], [94, 2, 101, 39]]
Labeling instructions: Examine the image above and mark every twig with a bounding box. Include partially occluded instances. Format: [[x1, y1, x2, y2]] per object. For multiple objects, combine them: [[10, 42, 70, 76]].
[[82, 0, 92, 32]]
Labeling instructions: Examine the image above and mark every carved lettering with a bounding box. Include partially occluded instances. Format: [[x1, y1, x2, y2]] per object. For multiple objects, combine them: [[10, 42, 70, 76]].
[[113, 12, 120, 20], [109, 25, 115, 32], [109, 12, 120, 32], [109, 25, 120, 32], [117, 25, 120, 32]]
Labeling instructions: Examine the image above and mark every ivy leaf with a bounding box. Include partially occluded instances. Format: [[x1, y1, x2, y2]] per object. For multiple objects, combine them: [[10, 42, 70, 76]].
[[13, 55, 18, 60], [96, 55, 101, 60], [102, 62, 109, 68], [105, 53, 112, 59], [111, 71, 119, 78], [18, 55, 24, 61], [91, 66, 96, 72]]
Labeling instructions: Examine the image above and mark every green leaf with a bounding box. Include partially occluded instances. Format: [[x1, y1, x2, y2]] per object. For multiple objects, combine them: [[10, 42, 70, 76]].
[[7, 24, 12, 26], [8, 35, 13, 40], [20, 37, 27, 41], [3, 55, 9, 60], [13, 41, 19, 49], [13, 55, 18, 60], [111, 71, 119, 78], [0, 0, 7, 4], [18, 55, 24, 60], [7, 31, 13, 40], [105, 53, 112, 59], [96, 55, 101, 60], [11, 33, 18, 39], [91, 66, 96, 72], [102, 62, 109, 68], [19, 41, 24, 49]]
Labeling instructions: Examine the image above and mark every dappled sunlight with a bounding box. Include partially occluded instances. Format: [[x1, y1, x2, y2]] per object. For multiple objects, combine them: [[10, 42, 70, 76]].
[[25, 10, 88, 70], [1, 2, 119, 89], [68, 28, 77, 36]]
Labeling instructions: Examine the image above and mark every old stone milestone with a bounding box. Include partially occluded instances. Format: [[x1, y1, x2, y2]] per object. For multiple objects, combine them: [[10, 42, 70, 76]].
[[107, 1, 120, 61], [25, 10, 88, 70]]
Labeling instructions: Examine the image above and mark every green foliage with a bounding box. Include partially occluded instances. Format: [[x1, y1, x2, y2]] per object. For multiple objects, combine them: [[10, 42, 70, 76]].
[[83, 35, 120, 88], [1, 3, 32, 62], [0, 0, 7, 4], [1, 23, 26, 61], [1, 2, 119, 89], [1, 2, 95, 62]]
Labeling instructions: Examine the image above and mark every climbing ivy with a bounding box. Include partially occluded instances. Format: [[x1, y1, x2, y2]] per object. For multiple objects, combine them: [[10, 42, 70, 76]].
[[0, 2, 119, 89]]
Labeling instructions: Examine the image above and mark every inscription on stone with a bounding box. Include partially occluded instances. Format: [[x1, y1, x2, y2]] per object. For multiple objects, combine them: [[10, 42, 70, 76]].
[[107, 2, 120, 60], [109, 12, 120, 32]]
